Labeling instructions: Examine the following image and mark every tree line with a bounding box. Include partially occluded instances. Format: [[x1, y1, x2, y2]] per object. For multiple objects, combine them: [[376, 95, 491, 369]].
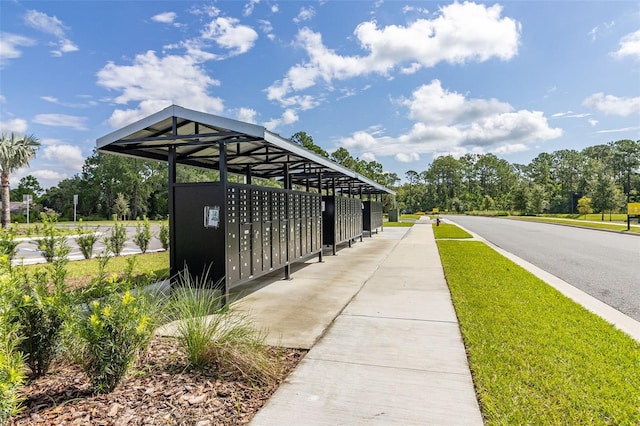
[[3, 130, 638, 222], [398, 139, 639, 216]]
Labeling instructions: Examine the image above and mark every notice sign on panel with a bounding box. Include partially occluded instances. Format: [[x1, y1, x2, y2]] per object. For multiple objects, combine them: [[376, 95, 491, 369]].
[[628, 203, 640, 215]]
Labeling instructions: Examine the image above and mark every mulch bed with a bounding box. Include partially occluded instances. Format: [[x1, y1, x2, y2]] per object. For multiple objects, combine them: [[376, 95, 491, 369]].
[[9, 337, 306, 426]]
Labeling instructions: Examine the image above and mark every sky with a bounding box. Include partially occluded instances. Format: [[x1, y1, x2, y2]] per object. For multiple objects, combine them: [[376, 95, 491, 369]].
[[1, 0, 639, 189]]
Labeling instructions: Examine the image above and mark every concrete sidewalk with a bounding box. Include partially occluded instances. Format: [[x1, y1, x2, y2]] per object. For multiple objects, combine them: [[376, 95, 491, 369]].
[[246, 219, 483, 425]]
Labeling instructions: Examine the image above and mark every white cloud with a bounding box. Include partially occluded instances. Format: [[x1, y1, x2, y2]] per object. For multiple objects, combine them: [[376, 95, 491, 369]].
[[42, 144, 84, 170], [267, 1, 520, 106], [258, 19, 274, 40], [395, 152, 420, 163], [400, 80, 511, 124], [41, 95, 97, 108], [236, 107, 257, 123], [201, 17, 258, 55], [0, 118, 28, 134], [551, 111, 590, 119], [612, 30, 640, 60], [596, 126, 640, 134], [0, 33, 35, 67], [360, 152, 376, 162], [24, 10, 78, 56], [338, 80, 561, 160], [29, 169, 67, 183], [264, 109, 299, 130], [97, 50, 224, 127], [588, 119, 599, 127], [33, 114, 87, 130], [243, 0, 260, 17], [152, 12, 177, 24], [0, 95, 4, 103], [294, 6, 315, 23], [583, 93, 640, 116]]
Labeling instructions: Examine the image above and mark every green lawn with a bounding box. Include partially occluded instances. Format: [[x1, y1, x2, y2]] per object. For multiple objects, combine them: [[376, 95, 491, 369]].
[[21, 251, 170, 284], [432, 223, 472, 239], [382, 221, 414, 227], [508, 216, 640, 233], [436, 240, 640, 424]]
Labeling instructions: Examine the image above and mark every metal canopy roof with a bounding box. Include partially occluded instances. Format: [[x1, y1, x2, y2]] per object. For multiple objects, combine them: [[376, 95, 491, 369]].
[[96, 105, 394, 195]]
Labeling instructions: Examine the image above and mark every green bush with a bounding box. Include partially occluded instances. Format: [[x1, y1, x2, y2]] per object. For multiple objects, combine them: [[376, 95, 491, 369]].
[[0, 228, 18, 263], [0, 261, 26, 424], [37, 213, 70, 263], [105, 222, 127, 256], [75, 226, 99, 260], [132, 217, 152, 254], [12, 277, 67, 378], [71, 289, 157, 394], [14, 262, 68, 377], [159, 221, 169, 251]]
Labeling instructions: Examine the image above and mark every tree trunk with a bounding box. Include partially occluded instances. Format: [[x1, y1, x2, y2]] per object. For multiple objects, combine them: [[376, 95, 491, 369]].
[[1, 172, 10, 229]]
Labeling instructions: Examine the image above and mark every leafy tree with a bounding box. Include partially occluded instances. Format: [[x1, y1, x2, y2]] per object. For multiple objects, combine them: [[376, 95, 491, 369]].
[[0, 133, 40, 228], [291, 131, 329, 158], [577, 196, 593, 215], [588, 159, 620, 220], [113, 193, 130, 220], [10, 175, 43, 202]]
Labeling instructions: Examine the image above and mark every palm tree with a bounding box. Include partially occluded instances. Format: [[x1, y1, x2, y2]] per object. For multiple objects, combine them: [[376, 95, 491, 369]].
[[0, 132, 41, 228]]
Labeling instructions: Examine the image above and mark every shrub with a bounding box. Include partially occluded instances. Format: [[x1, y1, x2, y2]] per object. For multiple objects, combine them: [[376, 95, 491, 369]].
[[0, 261, 26, 424], [37, 213, 70, 263], [71, 289, 157, 394], [159, 221, 169, 251], [75, 226, 99, 260], [13, 280, 66, 378], [0, 228, 18, 263], [132, 217, 152, 254], [105, 222, 127, 256]]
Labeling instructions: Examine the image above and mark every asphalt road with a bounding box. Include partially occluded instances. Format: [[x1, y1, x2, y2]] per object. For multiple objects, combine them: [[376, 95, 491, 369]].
[[13, 224, 165, 265], [444, 215, 640, 322]]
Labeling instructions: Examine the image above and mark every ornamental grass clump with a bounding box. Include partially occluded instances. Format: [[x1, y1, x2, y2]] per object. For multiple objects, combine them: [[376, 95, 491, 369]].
[[71, 289, 157, 394], [167, 270, 224, 369], [167, 269, 277, 385]]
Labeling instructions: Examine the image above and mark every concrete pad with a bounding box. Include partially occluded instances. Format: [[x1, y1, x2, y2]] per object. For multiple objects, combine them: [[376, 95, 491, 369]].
[[231, 274, 365, 349], [250, 358, 483, 426], [344, 287, 458, 322], [307, 315, 470, 375]]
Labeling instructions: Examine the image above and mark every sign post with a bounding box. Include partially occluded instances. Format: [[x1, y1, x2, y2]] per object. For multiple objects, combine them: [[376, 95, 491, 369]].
[[627, 203, 640, 230], [73, 194, 78, 223], [23, 194, 32, 225]]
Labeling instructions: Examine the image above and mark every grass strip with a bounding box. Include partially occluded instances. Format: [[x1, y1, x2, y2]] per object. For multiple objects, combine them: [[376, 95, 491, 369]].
[[382, 221, 414, 227], [507, 216, 640, 234], [432, 223, 472, 239], [437, 240, 640, 424], [19, 251, 170, 282]]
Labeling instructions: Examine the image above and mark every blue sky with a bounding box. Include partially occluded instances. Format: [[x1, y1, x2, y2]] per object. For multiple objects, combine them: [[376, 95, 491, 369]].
[[1, 0, 639, 188]]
